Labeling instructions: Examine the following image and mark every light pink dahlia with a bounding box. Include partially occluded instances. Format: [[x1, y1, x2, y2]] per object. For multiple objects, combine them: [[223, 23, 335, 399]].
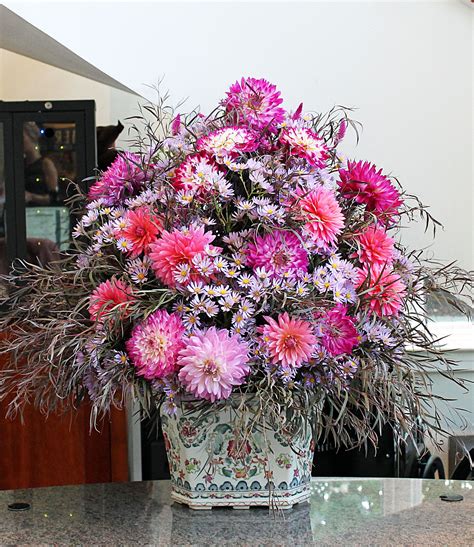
[[120, 207, 163, 258], [338, 160, 403, 223], [126, 310, 185, 380], [88, 152, 152, 206], [149, 226, 218, 288], [88, 278, 134, 322], [223, 77, 285, 132], [178, 327, 250, 402], [356, 225, 395, 268], [246, 230, 308, 278], [260, 313, 317, 369], [318, 305, 359, 357], [196, 126, 259, 159], [356, 266, 407, 317], [279, 127, 329, 168], [297, 187, 345, 248]]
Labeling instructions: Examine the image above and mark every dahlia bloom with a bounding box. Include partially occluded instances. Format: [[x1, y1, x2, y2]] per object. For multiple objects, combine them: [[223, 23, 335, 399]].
[[246, 230, 308, 278], [338, 160, 403, 222], [279, 127, 329, 168], [172, 153, 224, 196], [223, 77, 285, 131], [318, 305, 359, 357], [261, 313, 317, 368], [126, 310, 185, 380], [149, 226, 219, 288], [196, 127, 259, 159], [356, 225, 395, 268], [120, 207, 163, 258], [357, 266, 407, 317], [178, 327, 250, 402], [297, 187, 345, 248], [88, 278, 134, 322], [88, 152, 152, 206]]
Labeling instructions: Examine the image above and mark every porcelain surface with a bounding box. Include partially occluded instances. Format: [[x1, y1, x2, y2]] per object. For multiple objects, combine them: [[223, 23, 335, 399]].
[[160, 401, 314, 509], [1, 478, 473, 545]]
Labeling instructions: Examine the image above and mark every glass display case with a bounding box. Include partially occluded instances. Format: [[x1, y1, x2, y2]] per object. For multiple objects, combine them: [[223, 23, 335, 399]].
[[0, 100, 95, 271]]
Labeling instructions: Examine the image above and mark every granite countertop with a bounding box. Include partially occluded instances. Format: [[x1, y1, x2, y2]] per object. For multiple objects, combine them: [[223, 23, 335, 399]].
[[1, 478, 473, 545]]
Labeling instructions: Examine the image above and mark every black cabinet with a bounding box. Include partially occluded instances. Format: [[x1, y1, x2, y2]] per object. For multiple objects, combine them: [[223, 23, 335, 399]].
[[0, 100, 95, 272]]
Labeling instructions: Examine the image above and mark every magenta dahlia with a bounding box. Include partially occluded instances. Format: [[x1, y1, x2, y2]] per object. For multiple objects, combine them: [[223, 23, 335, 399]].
[[88, 152, 152, 206], [149, 226, 219, 288], [338, 160, 403, 222], [356, 224, 395, 268], [279, 127, 329, 168], [246, 230, 308, 278], [357, 266, 407, 317], [196, 126, 259, 159], [88, 278, 134, 323], [126, 310, 185, 380], [223, 77, 285, 132], [297, 187, 345, 248], [318, 305, 359, 357], [178, 327, 250, 402], [260, 313, 317, 369]]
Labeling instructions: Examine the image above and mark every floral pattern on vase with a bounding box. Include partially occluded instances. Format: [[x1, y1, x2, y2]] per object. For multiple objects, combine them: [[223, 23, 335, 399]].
[[161, 400, 315, 509]]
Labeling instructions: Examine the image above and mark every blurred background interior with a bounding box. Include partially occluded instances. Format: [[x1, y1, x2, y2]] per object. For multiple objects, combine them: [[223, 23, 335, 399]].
[[0, 1, 472, 491]]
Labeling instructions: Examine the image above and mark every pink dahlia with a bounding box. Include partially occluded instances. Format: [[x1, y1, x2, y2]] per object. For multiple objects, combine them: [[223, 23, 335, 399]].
[[178, 327, 250, 402], [246, 230, 308, 278], [356, 225, 395, 268], [357, 266, 407, 317], [260, 313, 317, 369], [223, 77, 285, 132], [126, 310, 185, 380], [88, 278, 134, 322], [120, 207, 163, 258], [172, 153, 223, 195], [297, 187, 345, 248], [318, 305, 359, 357], [279, 127, 329, 168], [196, 126, 259, 159], [88, 152, 152, 206], [149, 226, 218, 288], [338, 160, 403, 223]]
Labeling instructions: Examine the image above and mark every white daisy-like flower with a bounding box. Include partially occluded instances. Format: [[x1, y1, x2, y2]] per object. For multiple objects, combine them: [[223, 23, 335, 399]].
[[203, 301, 219, 317], [183, 313, 201, 331], [113, 217, 128, 231], [294, 282, 309, 297], [203, 285, 218, 297], [215, 285, 231, 298], [116, 237, 131, 253], [204, 245, 221, 257], [238, 299, 255, 319], [238, 274, 253, 288], [214, 256, 229, 271], [254, 267, 270, 281], [177, 190, 194, 205], [174, 263, 191, 284], [187, 281, 204, 295], [173, 300, 186, 314], [224, 267, 239, 279], [82, 209, 99, 227], [192, 255, 215, 276]]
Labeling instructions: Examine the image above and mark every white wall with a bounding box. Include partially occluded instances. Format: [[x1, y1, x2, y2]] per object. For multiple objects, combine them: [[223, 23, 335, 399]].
[[5, 1, 473, 270], [0, 49, 143, 142]]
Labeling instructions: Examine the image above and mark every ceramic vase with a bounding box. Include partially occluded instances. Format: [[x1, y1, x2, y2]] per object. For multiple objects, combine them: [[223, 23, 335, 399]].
[[160, 399, 314, 510]]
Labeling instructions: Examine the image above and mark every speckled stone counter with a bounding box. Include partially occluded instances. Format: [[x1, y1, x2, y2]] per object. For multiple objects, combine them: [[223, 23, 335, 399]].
[[1, 478, 473, 545]]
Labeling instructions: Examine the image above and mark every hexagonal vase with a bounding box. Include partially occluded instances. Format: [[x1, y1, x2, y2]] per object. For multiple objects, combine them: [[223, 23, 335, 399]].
[[160, 399, 314, 510]]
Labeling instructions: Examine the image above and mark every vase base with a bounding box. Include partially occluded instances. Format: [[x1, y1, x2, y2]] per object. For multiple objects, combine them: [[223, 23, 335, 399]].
[[171, 487, 310, 510]]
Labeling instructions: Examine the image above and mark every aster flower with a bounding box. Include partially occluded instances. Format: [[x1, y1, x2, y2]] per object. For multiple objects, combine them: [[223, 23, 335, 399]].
[[246, 230, 308, 279], [260, 313, 317, 369], [297, 187, 345, 248], [196, 126, 259, 159], [177, 327, 250, 402], [149, 226, 219, 288], [223, 77, 285, 132], [88, 152, 153, 206], [338, 160, 403, 222], [126, 310, 185, 380], [357, 266, 407, 317], [119, 207, 163, 258], [317, 305, 359, 357], [279, 127, 329, 168], [88, 278, 134, 322], [356, 224, 395, 268]]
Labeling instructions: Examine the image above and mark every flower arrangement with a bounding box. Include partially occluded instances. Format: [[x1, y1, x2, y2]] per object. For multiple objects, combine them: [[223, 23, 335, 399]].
[[0, 77, 472, 453]]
